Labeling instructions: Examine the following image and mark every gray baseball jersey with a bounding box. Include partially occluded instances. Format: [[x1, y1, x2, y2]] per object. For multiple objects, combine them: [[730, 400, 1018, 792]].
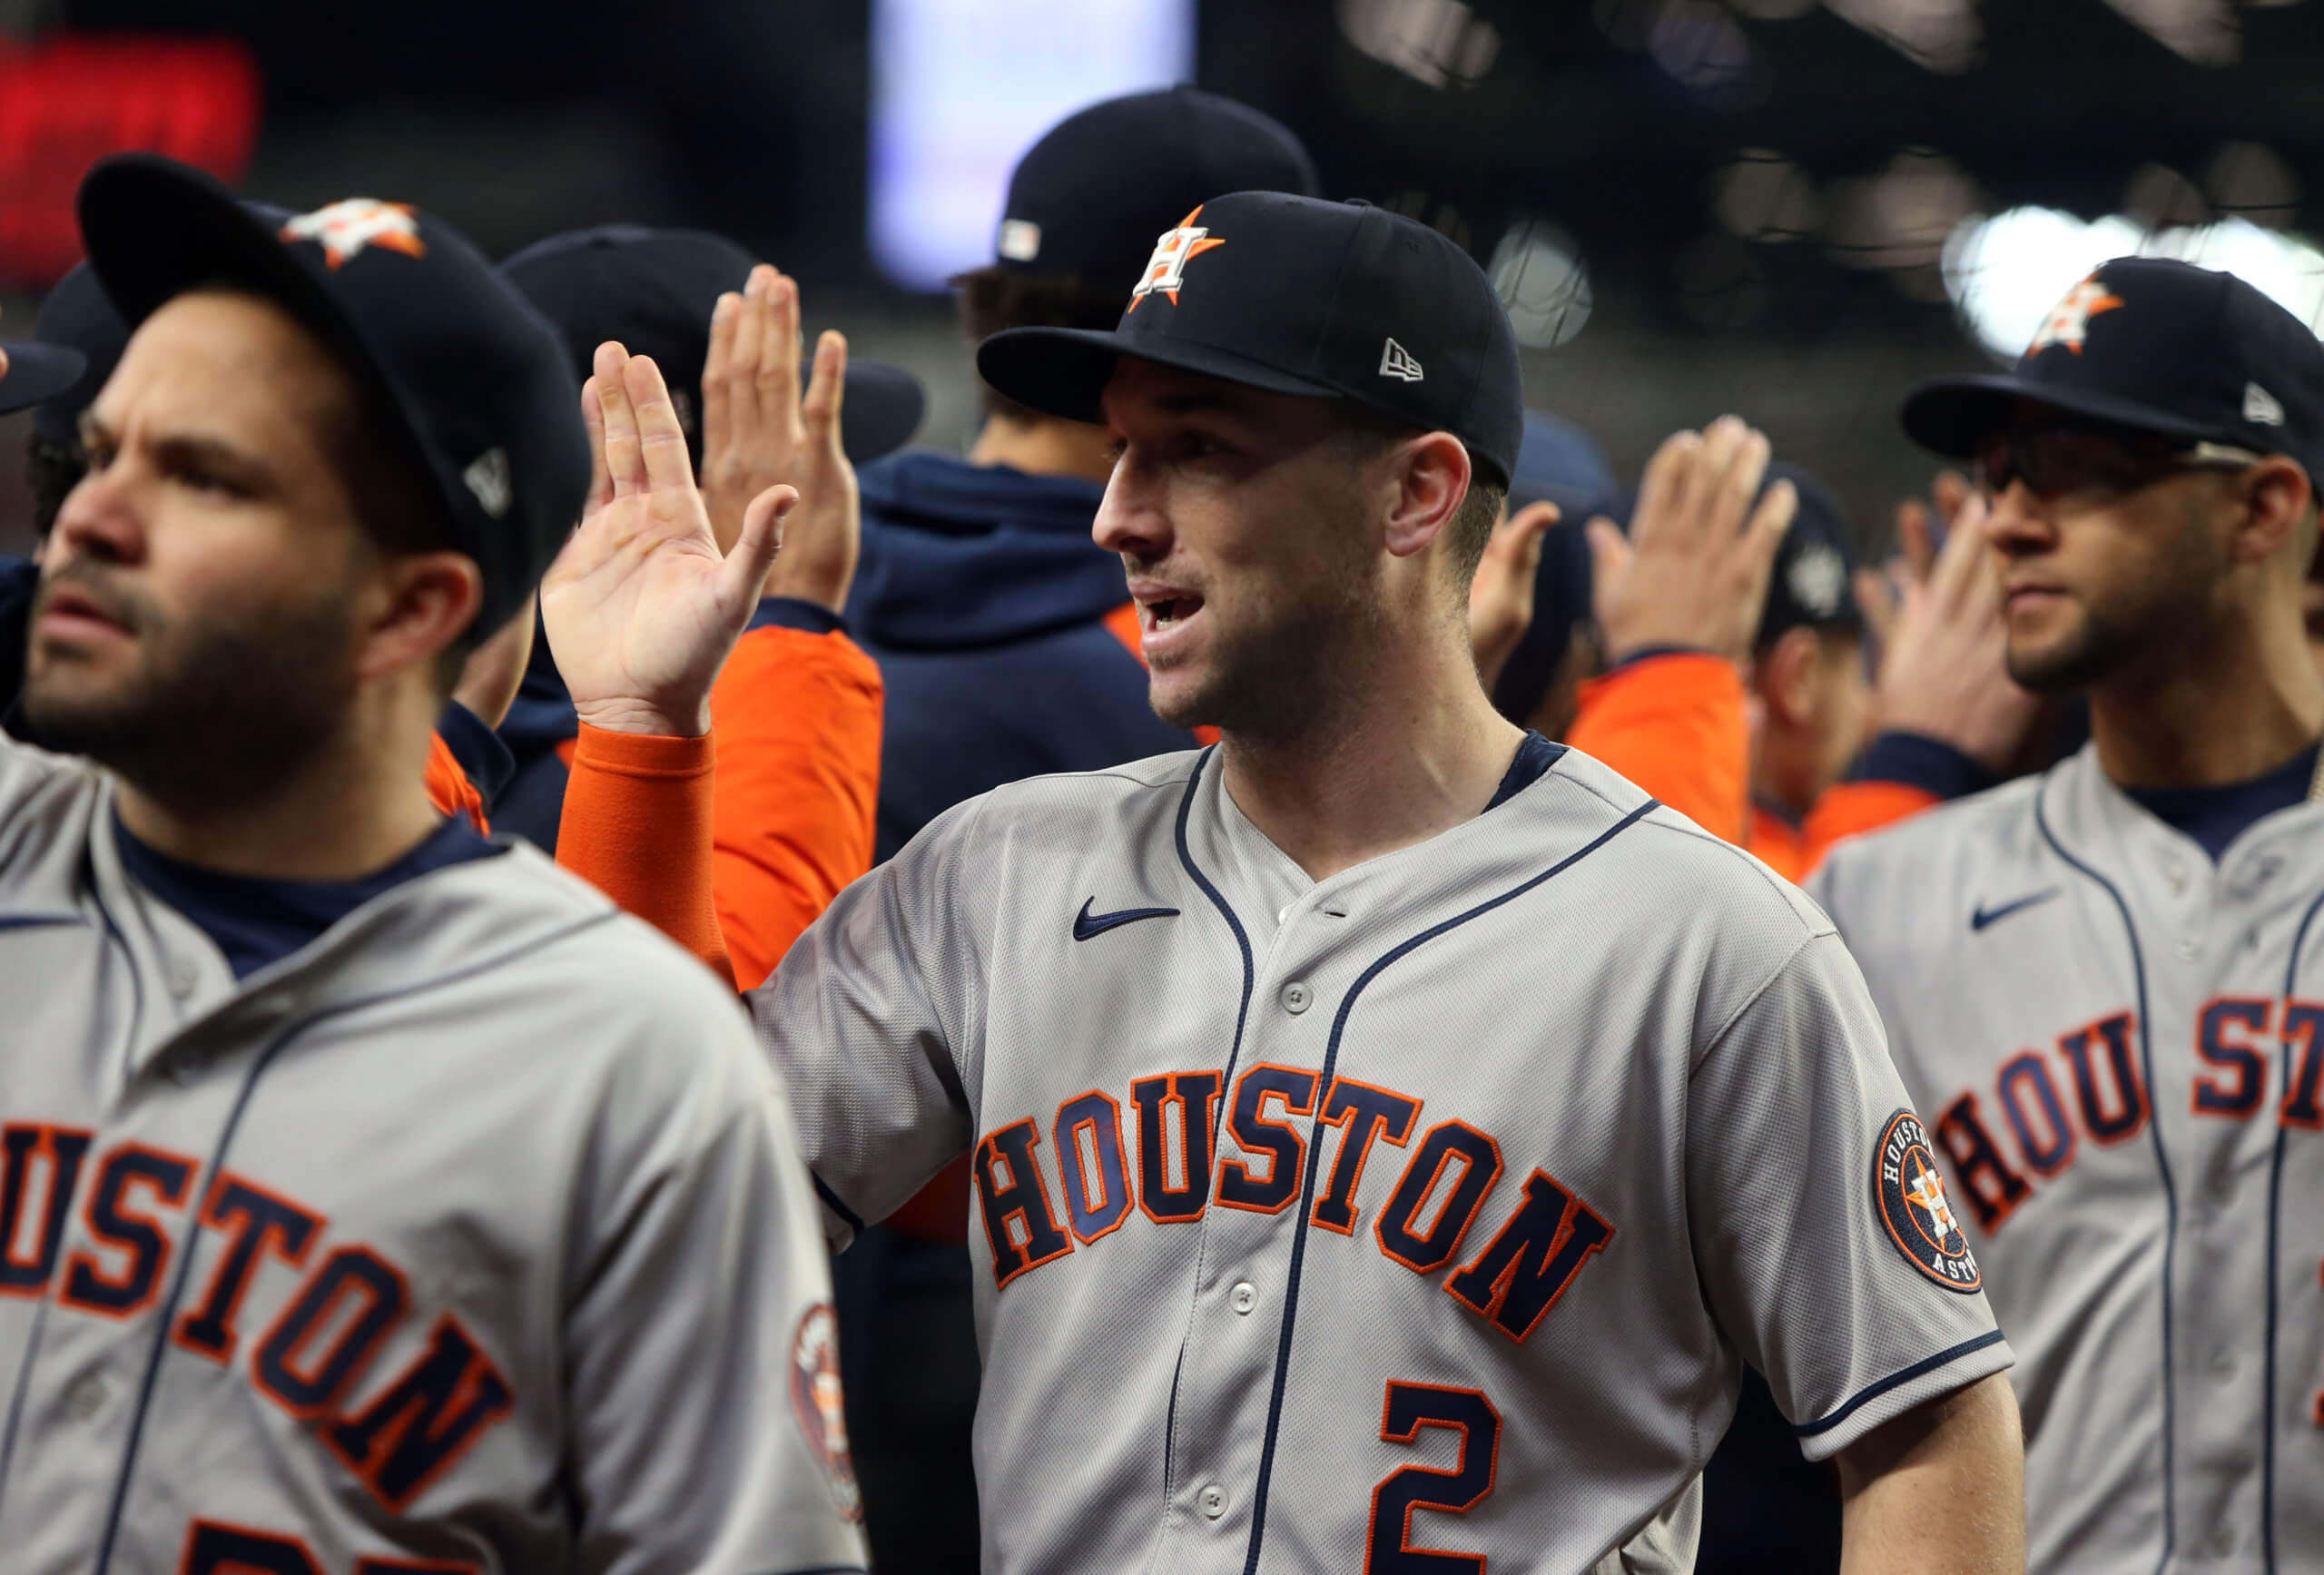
[[1810, 742, 2324, 1573], [0, 738, 867, 1575], [756, 740, 2013, 1575]]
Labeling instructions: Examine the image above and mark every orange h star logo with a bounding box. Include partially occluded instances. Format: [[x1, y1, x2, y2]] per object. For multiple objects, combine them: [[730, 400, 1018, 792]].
[[1127, 206, 1226, 312]]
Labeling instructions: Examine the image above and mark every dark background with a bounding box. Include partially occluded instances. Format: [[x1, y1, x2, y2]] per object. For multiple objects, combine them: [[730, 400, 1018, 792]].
[[5, 0, 2322, 546]]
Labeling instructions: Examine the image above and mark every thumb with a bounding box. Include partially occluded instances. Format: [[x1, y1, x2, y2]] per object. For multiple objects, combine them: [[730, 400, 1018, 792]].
[[724, 484, 796, 611], [1500, 500, 1559, 580], [1584, 515, 1630, 582]]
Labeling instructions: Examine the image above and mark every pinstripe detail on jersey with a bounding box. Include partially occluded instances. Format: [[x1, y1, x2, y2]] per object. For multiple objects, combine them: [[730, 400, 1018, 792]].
[[2261, 885, 2324, 1575], [2035, 781, 2175, 1575], [1239, 795, 1658, 1575], [1157, 745, 1256, 1530], [1792, 1329, 2007, 1438]]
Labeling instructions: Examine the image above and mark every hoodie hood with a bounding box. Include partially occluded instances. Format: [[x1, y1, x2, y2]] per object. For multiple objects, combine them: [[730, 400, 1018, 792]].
[[851, 452, 1128, 652]]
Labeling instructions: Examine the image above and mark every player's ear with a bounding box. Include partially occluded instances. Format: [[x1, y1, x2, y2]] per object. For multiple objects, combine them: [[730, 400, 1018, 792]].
[[353, 549, 484, 684], [1382, 431, 1472, 561], [1758, 626, 1819, 725], [2230, 455, 2311, 569]]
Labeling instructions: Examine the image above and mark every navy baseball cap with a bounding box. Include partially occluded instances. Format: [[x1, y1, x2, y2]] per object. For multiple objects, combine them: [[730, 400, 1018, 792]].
[[978, 192, 1525, 487], [1904, 257, 2324, 480], [501, 225, 926, 464], [25, 261, 130, 443], [1487, 412, 1621, 724], [1756, 464, 1863, 649], [990, 86, 1319, 294], [77, 154, 587, 636], [0, 341, 84, 418]]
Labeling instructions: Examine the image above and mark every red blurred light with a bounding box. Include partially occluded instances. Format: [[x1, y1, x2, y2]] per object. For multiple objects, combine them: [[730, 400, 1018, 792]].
[[0, 36, 261, 286]]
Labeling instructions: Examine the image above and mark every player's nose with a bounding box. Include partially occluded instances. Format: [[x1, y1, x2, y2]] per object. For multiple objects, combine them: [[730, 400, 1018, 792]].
[[46, 458, 146, 570], [1091, 452, 1172, 561], [1980, 481, 2053, 555]]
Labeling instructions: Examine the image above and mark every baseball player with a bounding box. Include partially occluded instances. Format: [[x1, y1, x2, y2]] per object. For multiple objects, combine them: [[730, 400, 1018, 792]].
[[0, 155, 864, 1573], [548, 191, 2024, 1572], [1810, 256, 2324, 1572]]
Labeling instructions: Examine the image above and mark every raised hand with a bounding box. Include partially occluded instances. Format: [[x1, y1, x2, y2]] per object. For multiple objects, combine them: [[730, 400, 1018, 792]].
[[541, 342, 793, 738], [1863, 490, 2038, 772], [1587, 416, 1795, 664], [700, 263, 858, 614], [1468, 500, 1561, 689]]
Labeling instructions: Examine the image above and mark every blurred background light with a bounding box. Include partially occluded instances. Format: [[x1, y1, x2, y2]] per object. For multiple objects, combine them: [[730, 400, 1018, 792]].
[[1944, 205, 2324, 359], [1337, 0, 1502, 87], [2099, 0, 2239, 64], [868, 0, 1196, 291], [1825, 0, 1983, 73], [1716, 148, 1822, 243], [1490, 218, 1593, 348], [1649, 0, 1773, 109], [1822, 149, 1978, 271]]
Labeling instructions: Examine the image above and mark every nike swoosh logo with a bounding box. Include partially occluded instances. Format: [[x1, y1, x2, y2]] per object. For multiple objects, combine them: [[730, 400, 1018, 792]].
[[1072, 897, 1180, 941], [1970, 890, 2062, 931]]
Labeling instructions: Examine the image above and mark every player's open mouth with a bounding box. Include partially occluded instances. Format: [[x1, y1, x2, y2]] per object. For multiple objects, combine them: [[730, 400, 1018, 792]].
[[1137, 592, 1205, 633]]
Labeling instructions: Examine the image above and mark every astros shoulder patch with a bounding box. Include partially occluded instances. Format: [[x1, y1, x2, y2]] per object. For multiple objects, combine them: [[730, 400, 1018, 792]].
[[1873, 1109, 1982, 1294]]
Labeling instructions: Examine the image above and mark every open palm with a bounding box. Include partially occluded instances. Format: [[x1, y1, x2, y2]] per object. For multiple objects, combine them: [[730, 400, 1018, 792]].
[[542, 342, 791, 737]]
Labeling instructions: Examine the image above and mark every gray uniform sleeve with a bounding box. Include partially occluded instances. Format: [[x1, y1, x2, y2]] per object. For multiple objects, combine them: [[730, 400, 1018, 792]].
[[748, 794, 992, 1246], [1686, 930, 2013, 1462], [565, 970, 868, 1575]]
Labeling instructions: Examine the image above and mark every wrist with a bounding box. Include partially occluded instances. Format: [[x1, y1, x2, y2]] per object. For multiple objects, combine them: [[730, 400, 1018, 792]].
[[572, 695, 713, 739]]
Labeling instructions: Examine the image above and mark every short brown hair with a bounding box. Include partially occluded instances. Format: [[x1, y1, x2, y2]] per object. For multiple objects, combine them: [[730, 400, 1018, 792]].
[[954, 265, 1125, 423]]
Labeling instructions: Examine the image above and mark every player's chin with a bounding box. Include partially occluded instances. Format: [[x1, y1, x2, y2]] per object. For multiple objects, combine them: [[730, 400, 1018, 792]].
[[1147, 664, 1221, 734]]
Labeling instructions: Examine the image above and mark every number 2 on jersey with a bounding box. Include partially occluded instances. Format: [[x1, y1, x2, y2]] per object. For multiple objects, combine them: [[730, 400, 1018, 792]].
[[1368, 1381, 1502, 1573]]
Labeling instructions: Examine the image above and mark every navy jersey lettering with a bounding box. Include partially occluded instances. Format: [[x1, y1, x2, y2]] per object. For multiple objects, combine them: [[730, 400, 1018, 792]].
[[0, 1123, 91, 1295], [60, 1143, 195, 1316], [254, 1246, 409, 1417], [325, 1315, 516, 1511], [176, 1174, 324, 1361], [1375, 1122, 1503, 1275], [1932, 1091, 2031, 1233], [1312, 1078, 1421, 1235], [1052, 1091, 1133, 1245], [972, 1118, 1075, 1286], [2285, 1000, 2324, 1128], [1994, 1054, 2076, 1176], [2059, 1011, 2148, 1143], [1366, 1382, 1502, 1574], [2194, 997, 2271, 1118], [1217, 1064, 1320, 1215], [1131, 1071, 1221, 1223], [1444, 1169, 1615, 1342]]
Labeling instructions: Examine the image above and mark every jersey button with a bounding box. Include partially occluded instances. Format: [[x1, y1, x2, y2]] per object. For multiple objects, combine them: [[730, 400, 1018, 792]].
[[2208, 1344, 2236, 1376], [65, 1374, 105, 1421], [1197, 1483, 1227, 1521], [1230, 1281, 1258, 1314], [1280, 981, 1312, 1015], [165, 955, 198, 999], [2176, 932, 2202, 960], [2165, 861, 2189, 894]]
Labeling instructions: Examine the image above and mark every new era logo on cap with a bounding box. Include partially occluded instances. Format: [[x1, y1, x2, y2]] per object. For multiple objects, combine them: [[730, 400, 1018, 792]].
[[1128, 207, 1226, 312], [1379, 338, 1423, 382], [463, 448, 513, 519], [2246, 381, 2286, 426]]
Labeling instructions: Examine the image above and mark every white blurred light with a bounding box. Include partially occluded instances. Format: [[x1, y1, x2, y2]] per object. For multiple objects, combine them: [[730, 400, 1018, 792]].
[[2099, 0, 2238, 64], [2206, 143, 2300, 227], [1489, 220, 1593, 348], [1943, 206, 2324, 360], [868, 0, 1196, 291], [1339, 0, 1502, 87], [1649, 0, 1768, 104], [1825, 0, 1982, 73]]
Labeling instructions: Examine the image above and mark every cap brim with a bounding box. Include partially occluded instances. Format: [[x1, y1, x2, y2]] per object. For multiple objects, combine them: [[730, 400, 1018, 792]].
[[0, 341, 90, 416], [1901, 373, 2220, 459], [977, 324, 1342, 425], [837, 360, 926, 462]]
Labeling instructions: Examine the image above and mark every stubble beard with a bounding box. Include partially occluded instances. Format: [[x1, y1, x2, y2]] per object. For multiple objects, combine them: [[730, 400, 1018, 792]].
[[1151, 562, 1385, 749], [25, 567, 360, 812]]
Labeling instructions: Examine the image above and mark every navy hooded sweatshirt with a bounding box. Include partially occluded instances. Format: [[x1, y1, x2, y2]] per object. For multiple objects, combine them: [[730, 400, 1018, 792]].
[[851, 451, 1196, 861]]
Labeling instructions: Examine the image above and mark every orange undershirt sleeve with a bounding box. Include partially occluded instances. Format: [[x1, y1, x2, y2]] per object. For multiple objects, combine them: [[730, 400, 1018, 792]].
[[709, 625, 884, 991], [423, 730, 491, 835], [1565, 653, 1750, 845], [559, 726, 735, 989]]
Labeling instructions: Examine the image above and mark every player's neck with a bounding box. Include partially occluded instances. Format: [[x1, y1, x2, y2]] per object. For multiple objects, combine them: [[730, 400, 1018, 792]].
[[1219, 636, 1523, 883], [2088, 607, 2324, 789], [967, 413, 1118, 485], [113, 701, 446, 882]]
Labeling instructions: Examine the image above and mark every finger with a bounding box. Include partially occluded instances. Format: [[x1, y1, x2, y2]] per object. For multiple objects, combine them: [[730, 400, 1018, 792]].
[[1926, 488, 1991, 611], [580, 376, 613, 516], [1505, 500, 1555, 579], [1739, 476, 1795, 582], [1893, 499, 1934, 588], [702, 290, 743, 450], [1853, 566, 1898, 646], [1584, 516, 1631, 621], [730, 270, 773, 435], [1630, 430, 1700, 546], [1932, 468, 1972, 527], [624, 353, 697, 498], [803, 329, 848, 447], [724, 484, 796, 609], [764, 269, 803, 427], [594, 341, 645, 498], [1707, 428, 1773, 548]]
